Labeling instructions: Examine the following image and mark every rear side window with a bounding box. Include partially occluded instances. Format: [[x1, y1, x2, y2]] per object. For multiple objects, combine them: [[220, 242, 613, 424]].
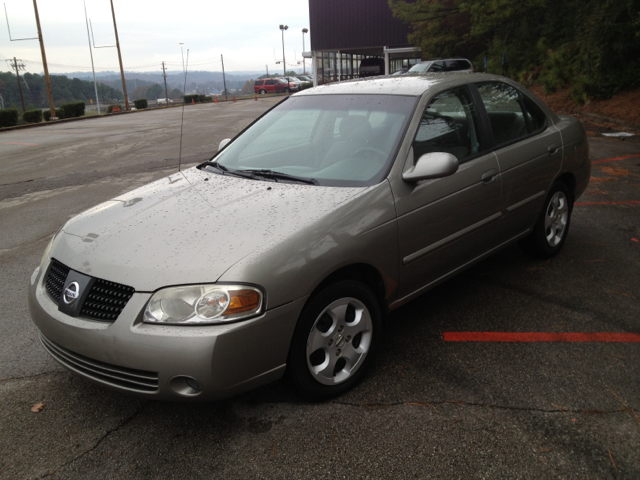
[[477, 83, 528, 146], [412, 86, 484, 163], [445, 60, 471, 71], [522, 96, 547, 132], [477, 82, 548, 146]]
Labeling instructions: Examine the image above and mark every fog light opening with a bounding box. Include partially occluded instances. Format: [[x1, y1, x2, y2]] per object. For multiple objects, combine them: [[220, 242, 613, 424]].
[[186, 377, 202, 391], [169, 376, 203, 397]]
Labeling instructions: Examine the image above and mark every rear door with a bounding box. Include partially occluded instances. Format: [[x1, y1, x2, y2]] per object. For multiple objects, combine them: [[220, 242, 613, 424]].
[[391, 86, 503, 300], [265, 79, 278, 93], [473, 82, 562, 238]]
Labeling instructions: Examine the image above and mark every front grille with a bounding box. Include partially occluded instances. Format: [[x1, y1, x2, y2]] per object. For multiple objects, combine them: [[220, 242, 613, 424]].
[[45, 259, 70, 302], [81, 279, 135, 321], [39, 333, 159, 393], [44, 259, 134, 322]]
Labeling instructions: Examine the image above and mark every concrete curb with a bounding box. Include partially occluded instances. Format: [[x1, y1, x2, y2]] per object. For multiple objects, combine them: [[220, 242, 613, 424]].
[[0, 95, 275, 134]]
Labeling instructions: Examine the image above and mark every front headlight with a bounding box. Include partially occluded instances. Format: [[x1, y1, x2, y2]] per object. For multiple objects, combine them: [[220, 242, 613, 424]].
[[143, 284, 263, 325]]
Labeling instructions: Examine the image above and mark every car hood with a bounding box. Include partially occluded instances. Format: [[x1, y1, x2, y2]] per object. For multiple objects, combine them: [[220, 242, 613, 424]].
[[52, 167, 363, 291]]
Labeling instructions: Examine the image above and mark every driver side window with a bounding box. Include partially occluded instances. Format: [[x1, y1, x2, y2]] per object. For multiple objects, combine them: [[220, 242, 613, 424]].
[[412, 87, 483, 163]]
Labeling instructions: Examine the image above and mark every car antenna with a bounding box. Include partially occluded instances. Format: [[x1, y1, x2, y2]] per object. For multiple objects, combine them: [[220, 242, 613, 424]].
[[178, 47, 189, 172]]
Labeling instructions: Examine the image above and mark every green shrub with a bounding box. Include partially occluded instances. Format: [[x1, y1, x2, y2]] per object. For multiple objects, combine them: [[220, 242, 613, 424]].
[[22, 109, 43, 124], [204, 96, 213, 102], [197, 94, 206, 103], [184, 94, 199, 104], [43, 108, 65, 121], [300, 83, 313, 90], [134, 98, 148, 109], [107, 104, 122, 114], [59, 101, 85, 118], [0, 108, 19, 128]]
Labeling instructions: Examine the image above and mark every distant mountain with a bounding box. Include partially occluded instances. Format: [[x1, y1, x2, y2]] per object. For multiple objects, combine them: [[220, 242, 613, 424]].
[[58, 70, 304, 92]]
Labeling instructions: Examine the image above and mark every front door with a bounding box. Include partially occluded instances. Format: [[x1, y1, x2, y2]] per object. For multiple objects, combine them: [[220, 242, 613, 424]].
[[390, 86, 503, 301]]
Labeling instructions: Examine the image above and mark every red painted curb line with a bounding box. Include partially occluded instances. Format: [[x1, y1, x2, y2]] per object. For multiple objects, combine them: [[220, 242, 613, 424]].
[[443, 332, 640, 342], [592, 154, 640, 164], [575, 200, 640, 206]]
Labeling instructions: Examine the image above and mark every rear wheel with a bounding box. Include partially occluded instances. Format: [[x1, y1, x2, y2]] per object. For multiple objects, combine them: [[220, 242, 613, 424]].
[[259, 89, 267, 94], [288, 280, 381, 400], [519, 181, 573, 258]]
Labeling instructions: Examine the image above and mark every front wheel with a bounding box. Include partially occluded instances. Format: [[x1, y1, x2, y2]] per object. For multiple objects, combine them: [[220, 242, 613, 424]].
[[287, 280, 382, 400], [519, 181, 573, 258]]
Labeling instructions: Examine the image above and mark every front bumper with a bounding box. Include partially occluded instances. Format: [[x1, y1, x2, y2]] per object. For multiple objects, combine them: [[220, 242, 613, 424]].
[[28, 265, 307, 401]]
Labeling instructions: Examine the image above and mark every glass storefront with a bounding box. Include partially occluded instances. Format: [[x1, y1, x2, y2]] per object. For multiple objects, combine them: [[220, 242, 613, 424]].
[[316, 52, 379, 84], [389, 57, 421, 74], [315, 51, 422, 84]]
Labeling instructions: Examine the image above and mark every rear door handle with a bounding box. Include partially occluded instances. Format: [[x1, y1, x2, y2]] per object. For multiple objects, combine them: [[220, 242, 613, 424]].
[[548, 144, 560, 155], [481, 169, 498, 185]]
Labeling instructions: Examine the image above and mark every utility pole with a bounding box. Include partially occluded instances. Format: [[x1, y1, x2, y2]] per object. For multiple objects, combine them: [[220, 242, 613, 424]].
[[221, 54, 228, 100], [32, 0, 56, 118], [162, 61, 169, 103], [109, 0, 129, 110], [266, 64, 269, 77], [11, 58, 26, 111]]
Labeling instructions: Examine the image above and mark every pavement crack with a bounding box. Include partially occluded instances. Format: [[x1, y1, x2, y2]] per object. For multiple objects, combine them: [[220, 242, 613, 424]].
[[37, 402, 149, 479], [330, 399, 636, 415]]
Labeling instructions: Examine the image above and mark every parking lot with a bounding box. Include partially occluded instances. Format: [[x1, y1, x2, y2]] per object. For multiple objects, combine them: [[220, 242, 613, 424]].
[[1, 99, 638, 479]]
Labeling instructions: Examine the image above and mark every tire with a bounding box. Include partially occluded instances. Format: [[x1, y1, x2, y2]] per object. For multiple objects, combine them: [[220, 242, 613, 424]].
[[284, 88, 291, 93], [287, 280, 382, 400], [519, 181, 573, 259], [259, 89, 267, 94]]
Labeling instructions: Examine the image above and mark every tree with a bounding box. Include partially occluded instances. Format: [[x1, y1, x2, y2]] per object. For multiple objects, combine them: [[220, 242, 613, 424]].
[[388, 0, 640, 100], [0, 71, 123, 107], [146, 84, 163, 99], [241, 80, 254, 94]]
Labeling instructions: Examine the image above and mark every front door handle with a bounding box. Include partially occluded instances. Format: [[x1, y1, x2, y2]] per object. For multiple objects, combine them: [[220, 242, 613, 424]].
[[548, 144, 560, 155], [481, 169, 497, 185]]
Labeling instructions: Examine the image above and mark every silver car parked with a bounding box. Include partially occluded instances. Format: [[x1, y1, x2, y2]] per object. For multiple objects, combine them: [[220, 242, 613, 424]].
[[29, 73, 590, 401]]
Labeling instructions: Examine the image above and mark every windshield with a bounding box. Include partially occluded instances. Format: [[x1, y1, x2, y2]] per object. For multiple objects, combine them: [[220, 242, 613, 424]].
[[408, 62, 432, 73], [209, 94, 418, 187]]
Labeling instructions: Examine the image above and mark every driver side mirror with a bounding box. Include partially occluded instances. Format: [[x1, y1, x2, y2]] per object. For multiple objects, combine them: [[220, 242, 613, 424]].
[[218, 138, 231, 151], [402, 152, 459, 183]]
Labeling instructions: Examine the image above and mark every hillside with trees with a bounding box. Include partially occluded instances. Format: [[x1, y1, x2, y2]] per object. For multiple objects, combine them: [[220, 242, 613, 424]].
[[389, 0, 640, 103], [0, 71, 123, 110]]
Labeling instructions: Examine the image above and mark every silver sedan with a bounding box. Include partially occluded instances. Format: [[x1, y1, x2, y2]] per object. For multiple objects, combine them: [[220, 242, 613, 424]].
[[28, 73, 590, 401]]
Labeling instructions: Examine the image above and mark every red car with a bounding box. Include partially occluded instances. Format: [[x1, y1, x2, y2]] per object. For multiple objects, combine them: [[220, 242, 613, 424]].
[[254, 78, 300, 94]]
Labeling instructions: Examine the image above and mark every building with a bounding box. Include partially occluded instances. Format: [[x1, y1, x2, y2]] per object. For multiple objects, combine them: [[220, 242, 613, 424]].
[[306, 0, 422, 85]]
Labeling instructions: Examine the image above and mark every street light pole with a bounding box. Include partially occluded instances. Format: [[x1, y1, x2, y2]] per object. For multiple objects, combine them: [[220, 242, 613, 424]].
[[279, 24, 288, 77], [302, 28, 308, 75], [83, 0, 101, 115]]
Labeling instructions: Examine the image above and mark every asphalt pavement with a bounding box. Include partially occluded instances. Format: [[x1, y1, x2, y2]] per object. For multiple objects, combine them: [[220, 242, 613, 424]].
[[0, 102, 638, 479]]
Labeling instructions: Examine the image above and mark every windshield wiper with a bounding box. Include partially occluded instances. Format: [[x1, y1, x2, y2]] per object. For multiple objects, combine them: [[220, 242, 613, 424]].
[[202, 161, 256, 180], [241, 169, 319, 185]]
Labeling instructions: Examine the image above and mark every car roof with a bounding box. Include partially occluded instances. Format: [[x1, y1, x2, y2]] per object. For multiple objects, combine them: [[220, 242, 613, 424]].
[[295, 72, 560, 123], [297, 72, 501, 97]]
